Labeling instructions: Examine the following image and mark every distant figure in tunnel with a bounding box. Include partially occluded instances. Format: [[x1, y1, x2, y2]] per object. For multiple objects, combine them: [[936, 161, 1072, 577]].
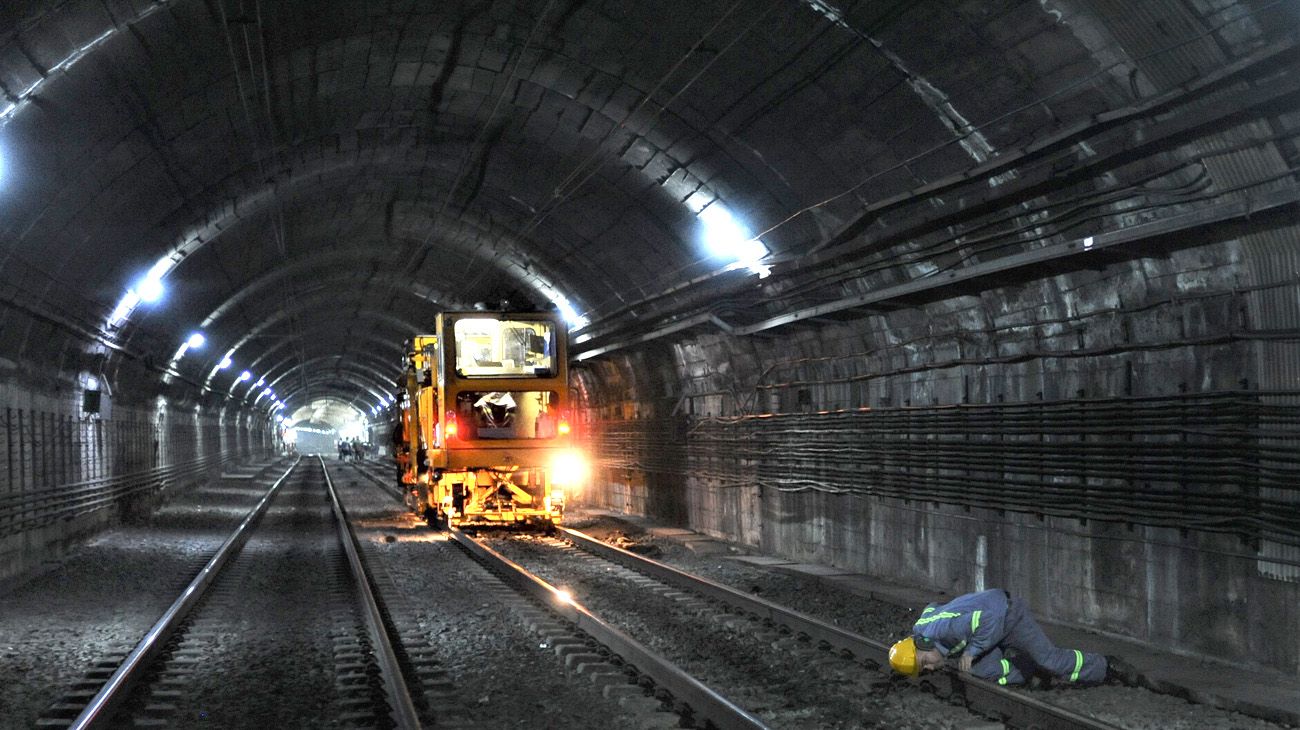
[[888, 589, 1132, 687], [338, 439, 351, 461]]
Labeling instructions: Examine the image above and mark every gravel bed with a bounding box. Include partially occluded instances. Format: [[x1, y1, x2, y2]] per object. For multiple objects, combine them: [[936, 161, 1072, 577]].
[[332, 467, 660, 729], [0, 463, 286, 728], [484, 532, 986, 729], [563, 512, 1291, 730], [142, 465, 358, 728]]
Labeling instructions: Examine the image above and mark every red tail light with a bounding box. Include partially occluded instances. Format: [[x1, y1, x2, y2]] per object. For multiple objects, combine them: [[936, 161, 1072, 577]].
[[445, 410, 458, 439]]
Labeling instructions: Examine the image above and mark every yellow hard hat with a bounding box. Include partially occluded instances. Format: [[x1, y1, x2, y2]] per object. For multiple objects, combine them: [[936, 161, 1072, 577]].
[[889, 636, 920, 676]]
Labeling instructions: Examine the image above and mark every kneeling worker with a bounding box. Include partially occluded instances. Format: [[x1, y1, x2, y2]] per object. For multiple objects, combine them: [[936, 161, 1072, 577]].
[[889, 588, 1120, 686]]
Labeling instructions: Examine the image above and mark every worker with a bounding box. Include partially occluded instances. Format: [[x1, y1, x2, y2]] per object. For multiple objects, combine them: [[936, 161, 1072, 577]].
[[888, 588, 1131, 687]]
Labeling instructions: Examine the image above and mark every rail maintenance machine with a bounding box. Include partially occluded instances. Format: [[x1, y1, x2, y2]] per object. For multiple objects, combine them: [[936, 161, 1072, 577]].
[[393, 311, 586, 528]]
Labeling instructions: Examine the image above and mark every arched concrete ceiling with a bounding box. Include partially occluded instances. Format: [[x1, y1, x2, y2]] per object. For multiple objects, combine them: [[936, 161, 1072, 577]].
[[0, 0, 1295, 412], [288, 398, 366, 433]]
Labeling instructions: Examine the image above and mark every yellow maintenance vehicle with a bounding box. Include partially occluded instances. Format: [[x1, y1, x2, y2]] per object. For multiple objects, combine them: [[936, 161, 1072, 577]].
[[392, 311, 584, 528]]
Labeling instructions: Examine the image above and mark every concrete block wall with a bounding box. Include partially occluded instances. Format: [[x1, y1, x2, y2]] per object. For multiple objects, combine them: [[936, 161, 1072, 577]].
[[0, 376, 273, 582], [575, 232, 1300, 675]]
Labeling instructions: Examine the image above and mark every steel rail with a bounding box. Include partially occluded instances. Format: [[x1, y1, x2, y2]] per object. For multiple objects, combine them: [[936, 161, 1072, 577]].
[[319, 456, 423, 730], [448, 527, 768, 730], [68, 457, 302, 729], [560, 527, 1122, 730]]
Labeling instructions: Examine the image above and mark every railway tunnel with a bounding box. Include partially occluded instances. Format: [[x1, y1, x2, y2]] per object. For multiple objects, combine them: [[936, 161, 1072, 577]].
[[1, 0, 1299, 727]]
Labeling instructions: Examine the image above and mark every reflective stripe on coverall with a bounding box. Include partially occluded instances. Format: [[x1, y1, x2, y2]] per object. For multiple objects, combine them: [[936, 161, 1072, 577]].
[[912, 589, 1107, 685]]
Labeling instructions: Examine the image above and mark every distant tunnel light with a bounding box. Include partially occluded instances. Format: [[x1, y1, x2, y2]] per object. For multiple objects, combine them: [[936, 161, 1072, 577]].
[[218, 356, 232, 369], [698, 203, 771, 278], [238, 370, 252, 382], [186, 332, 206, 349]]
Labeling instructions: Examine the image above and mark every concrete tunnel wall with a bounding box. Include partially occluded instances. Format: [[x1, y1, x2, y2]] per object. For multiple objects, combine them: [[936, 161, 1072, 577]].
[[0, 322, 276, 582], [565, 0, 1300, 672], [574, 226, 1300, 676]]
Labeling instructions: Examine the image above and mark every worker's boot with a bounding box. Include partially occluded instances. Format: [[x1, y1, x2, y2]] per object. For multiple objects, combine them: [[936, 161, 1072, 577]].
[[1104, 655, 1140, 686]]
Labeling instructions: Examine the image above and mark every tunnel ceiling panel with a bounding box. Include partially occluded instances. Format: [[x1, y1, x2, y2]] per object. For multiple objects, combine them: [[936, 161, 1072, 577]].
[[0, 0, 1292, 408]]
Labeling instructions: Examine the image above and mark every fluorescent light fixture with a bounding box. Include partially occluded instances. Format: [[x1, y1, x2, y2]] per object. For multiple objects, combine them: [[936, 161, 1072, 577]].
[[699, 203, 771, 278], [136, 275, 164, 303], [218, 356, 232, 369], [238, 370, 252, 382], [108, 291, 140, 328], [186, 332, 206, 349], [109, 254, 180, 330], [254, 377, 265, 387]]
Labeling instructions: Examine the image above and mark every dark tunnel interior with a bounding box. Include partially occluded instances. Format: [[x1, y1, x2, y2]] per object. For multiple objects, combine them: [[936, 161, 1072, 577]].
[[0, 0, 1298, 707]]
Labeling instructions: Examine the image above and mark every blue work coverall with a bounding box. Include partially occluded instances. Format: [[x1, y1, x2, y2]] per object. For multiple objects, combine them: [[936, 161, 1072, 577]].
[[912, 589, 1107, 685]]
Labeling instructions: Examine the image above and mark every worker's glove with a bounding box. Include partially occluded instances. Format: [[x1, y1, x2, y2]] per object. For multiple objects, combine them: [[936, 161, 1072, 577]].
[[958, 654, 973, 673]]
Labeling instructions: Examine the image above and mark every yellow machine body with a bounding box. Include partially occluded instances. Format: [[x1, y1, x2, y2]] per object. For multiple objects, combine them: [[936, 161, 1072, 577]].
[[395, 311, 580, 528]]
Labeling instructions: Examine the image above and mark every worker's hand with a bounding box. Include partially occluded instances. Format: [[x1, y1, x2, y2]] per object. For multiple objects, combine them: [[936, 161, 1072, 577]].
[[958, 654, 973, 673]]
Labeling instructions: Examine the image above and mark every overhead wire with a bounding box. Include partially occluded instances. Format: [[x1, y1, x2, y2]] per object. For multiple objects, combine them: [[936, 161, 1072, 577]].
[[214, 0, 305, 411], [391, 0, 559, 302], [744, 0, 1299, 246], [567, 0, 1299, 331], [457, 0, 785, 296], [252, 0, 315, 411]]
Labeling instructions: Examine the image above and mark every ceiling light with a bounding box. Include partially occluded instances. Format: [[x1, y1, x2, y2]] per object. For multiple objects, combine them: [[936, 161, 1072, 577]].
[[186, 332, 206, 349], [238, 370, 252, 382], [699, 203, 770, 277], [136, 276, 164, 303], [218, 356, 232, 369]]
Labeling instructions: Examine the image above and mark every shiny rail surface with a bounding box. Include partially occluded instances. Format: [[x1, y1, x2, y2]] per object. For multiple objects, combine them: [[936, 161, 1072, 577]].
[[319, 456, 423, 729], [70, 457, 425, 729], [69, 458, 301, 729], [560, 527, 1123, 730], [449, 527, 768, 730]]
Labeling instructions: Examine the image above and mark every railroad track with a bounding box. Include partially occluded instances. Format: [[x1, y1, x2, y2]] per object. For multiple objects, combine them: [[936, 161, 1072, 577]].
[[48, 457, 422, 729], [343, 460, 1118, 729], [522, 529, 1130, 729]]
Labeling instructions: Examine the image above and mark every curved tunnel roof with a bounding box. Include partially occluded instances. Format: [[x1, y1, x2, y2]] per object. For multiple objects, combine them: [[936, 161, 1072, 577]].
[[0, 0, 1295, 414]]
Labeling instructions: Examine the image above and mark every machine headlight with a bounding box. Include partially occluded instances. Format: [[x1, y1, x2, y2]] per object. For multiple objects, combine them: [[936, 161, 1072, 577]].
[[550, 451, 588, 487]]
